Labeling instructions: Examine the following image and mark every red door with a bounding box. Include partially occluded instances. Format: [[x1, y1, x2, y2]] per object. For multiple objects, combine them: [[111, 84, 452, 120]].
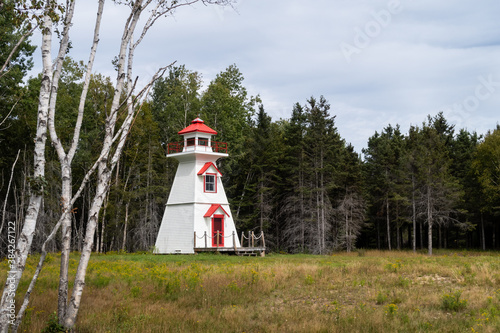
[[212, 215, 224, 247]]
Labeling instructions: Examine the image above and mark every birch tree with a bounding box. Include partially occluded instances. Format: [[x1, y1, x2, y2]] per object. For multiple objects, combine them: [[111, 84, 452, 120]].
[[59, 0, 232, 329], [1, 0, 233, 331], [0, 2, 64, 330]]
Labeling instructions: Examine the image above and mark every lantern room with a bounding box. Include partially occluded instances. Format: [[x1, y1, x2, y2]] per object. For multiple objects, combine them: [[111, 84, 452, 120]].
[[167, 117, 228, 155]]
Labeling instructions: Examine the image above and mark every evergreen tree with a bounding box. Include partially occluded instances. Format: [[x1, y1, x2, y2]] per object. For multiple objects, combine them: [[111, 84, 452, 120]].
[[334, 144, 366, 252], [235, 105, 281, 246], [280, 103, 309, 252], [304, 96, 343, 253], [150, 65, 202, 148], [450, 129, 481, 248], [200, 64, 258, 212], [412, 117, 461, 255], [363, 125, 406, 250], [472, 126, 500, 249]]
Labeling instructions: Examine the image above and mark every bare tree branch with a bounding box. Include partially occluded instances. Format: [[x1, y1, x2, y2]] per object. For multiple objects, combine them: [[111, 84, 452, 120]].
[[0, 24, 38, 79]]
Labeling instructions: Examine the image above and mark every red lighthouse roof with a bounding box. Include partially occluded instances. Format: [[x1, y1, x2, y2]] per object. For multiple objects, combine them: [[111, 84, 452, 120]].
[[178, 117, 217, 135]]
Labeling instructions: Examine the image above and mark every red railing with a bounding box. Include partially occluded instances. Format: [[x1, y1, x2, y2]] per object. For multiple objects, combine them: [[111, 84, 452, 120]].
[[167, 140, 228, 154]]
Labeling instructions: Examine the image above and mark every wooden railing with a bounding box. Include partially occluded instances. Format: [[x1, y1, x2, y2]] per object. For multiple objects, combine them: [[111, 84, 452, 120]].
[[194, 231, 238, 251], [167, 140, 228, 154], [240, 231, 266, 249], [193, 230, 265, 251]]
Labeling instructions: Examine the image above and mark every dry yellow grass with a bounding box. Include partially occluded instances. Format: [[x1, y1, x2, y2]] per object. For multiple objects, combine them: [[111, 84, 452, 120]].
[[2, 250, 500, 332]]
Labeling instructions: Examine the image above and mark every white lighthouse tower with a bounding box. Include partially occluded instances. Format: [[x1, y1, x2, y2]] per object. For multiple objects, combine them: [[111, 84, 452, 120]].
[[155, 118, 241, 254]]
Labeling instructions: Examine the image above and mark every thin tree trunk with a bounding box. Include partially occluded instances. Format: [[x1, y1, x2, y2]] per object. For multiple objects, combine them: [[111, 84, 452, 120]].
[[444, 227, 447, 249], [122, 202, 129, 251], [412, 174, 416, 252], [419, 219, 424, 250], [99, 194, 108, 253], [299, 156, 305, 253], [320, 153, 325, 253], [0, 149, 20, 234], [481, 212, 486, 250], [345, 194, 350, 252], [95, 220, 100, 252], [438, 224, 442, 249], [57, 164, 73, 320], [396, 202, 400, 250], [386, 197, 391, 250], [493, 227, 496, 249], [236, 172, 251, 219], [427, 186, 433, 256], [0, 11, 53, 331], [377, 218, 380, 250], [259, 178, 264, 232], [11, 211, 66, 333]]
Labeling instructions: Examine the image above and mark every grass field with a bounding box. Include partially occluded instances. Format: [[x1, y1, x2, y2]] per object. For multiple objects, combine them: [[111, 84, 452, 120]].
[[3, 250, 500, 332]]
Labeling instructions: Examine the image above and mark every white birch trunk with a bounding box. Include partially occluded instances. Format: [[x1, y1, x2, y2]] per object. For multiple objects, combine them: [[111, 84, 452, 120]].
[[62, 3, 142, 327], [58, 0, 228, 328], [0, 11, 53, 332], [122, 202, 129, 251]]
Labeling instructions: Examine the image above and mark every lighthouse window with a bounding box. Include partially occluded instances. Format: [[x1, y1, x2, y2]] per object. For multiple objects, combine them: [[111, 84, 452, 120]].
[[205, 174, 216, 193], [198, 138, 208, 146], [186, 138, 195, 146]]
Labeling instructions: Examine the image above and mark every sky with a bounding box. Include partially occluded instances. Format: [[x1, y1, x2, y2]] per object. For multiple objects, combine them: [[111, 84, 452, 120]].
[[32, 0, 500, 153]]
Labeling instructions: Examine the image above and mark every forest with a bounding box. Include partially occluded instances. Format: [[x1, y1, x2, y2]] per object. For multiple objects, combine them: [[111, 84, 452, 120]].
[[1, 0, 500, 263], [2, 56, 500, 256]]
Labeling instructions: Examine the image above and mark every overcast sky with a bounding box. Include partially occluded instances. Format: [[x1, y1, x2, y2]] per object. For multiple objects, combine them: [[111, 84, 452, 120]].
[[34, 0, 500, 153]]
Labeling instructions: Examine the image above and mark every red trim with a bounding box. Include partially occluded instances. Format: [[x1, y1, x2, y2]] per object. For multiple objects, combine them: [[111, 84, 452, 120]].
[[203, 173, 217, 193], [197, 162, 222, 176], [212, 215, 224, 247], [178, 118, 217, 135], [204, 204, 230, 218]]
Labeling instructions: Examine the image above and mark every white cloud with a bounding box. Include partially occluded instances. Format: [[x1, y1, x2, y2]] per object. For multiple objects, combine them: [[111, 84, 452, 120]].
[[28, 0, 500, 152]]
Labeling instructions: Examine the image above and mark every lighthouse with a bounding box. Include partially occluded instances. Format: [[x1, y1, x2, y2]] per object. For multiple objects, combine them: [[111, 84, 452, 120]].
[[155, 118, 241, 254]]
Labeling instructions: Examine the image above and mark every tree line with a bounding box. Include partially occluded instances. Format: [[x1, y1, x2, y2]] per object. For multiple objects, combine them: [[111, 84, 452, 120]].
[[2, 60, 499, 257]]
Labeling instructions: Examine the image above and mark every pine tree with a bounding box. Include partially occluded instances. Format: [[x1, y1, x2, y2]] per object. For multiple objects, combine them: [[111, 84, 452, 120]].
[[472, 126, 500, 249], [450, 129, 481, 247], [334, 144, 366, 252], [363, 125, 406, 250], [411, 118, 461, 255], [280, 103, 309, 252]]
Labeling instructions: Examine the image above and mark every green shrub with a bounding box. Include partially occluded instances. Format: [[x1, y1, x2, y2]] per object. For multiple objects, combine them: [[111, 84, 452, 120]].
[[376, 291, 387, 304], [441, 291, 467, 311], [41, 312, 68, 333]]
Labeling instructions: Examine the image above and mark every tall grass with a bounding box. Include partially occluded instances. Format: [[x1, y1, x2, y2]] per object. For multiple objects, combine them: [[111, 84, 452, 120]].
[[2, 250, 500, 332]]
